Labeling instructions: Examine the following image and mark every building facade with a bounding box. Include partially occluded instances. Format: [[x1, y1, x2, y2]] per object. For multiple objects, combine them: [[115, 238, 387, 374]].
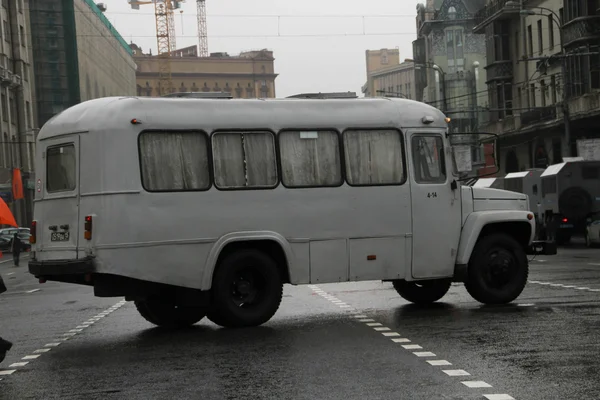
[[0, 0, 35, 226], [28, 0, 137, 128], [414, 0, 488, 133], [362, 48, 416, 100], [474, 0, 600, 173], [131, 44, 278, 98]]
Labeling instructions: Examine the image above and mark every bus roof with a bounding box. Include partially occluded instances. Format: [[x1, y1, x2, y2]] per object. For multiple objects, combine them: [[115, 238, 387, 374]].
[[38, 96, 448, 141]]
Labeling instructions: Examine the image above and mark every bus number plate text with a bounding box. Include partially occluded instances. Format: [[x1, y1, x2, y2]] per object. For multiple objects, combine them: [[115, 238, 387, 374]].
[[51, 232, 70, 242]]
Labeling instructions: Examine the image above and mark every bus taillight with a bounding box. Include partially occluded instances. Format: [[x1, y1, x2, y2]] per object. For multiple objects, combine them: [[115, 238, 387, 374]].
[[30, 220, 37, 244], [562, 217, 568, 223], [84, 216, 93, 240]]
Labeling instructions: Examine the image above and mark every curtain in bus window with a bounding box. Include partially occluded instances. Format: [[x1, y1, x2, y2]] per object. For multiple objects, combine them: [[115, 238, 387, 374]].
[[279, 130, 341, 187], [139, 132, 210, 191], [343, 130, 404, 185], [212, 132, 277, 188], [46, 144, 76, 192]]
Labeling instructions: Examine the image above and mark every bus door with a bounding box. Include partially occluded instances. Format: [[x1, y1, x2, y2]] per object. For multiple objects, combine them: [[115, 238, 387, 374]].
[[408, 131, 461, 279], [36, 136, 81, 261]]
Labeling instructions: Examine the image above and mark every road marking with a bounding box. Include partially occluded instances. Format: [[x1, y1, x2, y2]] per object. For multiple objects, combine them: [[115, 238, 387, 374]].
[[529, 280, 600, 293], [536, 259, 547, 262], [25, 289, 40, 293], [402, 344, 423, 350], [0, 370, 16, 375], [22, 355, 40, 360], [414, 352, 436, 357], [308, 286, 515, 398], [588, 263, 600, 266], [33, 348, 51, 354], [8, 362, 28, 368], [517, 303, 535, 307], [427, 360, 452, 366], [443, 369, 471, 376], [6, 272, 14, 275], [44, 343, 60, 347], [462, 381, 492, 388]]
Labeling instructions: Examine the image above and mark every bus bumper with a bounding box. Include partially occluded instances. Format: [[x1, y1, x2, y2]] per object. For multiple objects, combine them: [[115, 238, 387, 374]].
[[29, 257, 95, 277], [527, 241, 558, 256]]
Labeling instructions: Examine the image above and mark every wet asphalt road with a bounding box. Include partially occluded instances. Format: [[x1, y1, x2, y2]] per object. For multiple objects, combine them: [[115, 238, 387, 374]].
[[1, 241, 600, 400]]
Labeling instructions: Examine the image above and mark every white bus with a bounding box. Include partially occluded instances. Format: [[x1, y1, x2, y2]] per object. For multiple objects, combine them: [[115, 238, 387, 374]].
[[28, 96, 555, 329]]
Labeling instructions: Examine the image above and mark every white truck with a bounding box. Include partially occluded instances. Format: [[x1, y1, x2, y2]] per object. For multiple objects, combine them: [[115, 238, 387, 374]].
[[28, 96, 556, 329]]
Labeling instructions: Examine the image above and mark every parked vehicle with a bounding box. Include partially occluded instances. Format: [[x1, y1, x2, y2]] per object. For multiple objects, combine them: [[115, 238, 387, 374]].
[[586, 219, 600, 247], [540, 158, 600, 244], [29, 96, 556, 329]]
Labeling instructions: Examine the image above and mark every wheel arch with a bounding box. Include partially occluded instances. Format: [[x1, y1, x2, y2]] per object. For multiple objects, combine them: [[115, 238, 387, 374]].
[[456, 211, 534, 266], [201, 231, 294, 290]]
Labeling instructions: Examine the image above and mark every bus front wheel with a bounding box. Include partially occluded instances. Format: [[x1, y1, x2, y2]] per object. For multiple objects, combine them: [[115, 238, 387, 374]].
[[464, 233, 528, 305], [208, 249, 283, 328], [134, 297, 206, 328], [392, 279, 451, 304]]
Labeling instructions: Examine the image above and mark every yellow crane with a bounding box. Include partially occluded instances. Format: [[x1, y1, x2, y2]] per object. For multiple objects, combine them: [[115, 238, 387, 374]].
[[128, 0, 184, 95]]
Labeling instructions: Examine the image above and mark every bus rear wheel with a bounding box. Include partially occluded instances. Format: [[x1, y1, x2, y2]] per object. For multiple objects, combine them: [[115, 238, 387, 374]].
[[135, 297, 206, 328], [464, 233, 528, 305], [208, 249, 283, 328], [392, 279, 451, 304]]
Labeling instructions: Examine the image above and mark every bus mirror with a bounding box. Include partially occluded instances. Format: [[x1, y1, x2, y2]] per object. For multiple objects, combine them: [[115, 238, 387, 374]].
[[449, 132, 499, 180]]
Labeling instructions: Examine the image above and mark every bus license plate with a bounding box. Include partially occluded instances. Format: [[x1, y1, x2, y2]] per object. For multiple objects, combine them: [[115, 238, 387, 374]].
[[51, 232, 70, 242], [560, 224, 574, 229]]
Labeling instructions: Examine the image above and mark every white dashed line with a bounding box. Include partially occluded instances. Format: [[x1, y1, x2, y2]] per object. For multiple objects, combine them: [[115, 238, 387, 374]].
[[443, 369, 471, 376], [414, 352, 436, 357], [484, 395, 515, 400], [25, 289, 40, 293], [308, 285, 515, 399], [529, 280, 600, 293], [427, 360, 452, 366], [517, 303, 535, 307], [588, 263, 600, 266], [462, 381, 493, 388], [0, 300, 127, 380]]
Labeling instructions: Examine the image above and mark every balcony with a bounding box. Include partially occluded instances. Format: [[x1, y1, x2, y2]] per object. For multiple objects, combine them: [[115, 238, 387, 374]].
[[473, 0, 521, 34], [485, 60, 513, 84], [562, 15, 600, 49], [521, 105, 557, 126]]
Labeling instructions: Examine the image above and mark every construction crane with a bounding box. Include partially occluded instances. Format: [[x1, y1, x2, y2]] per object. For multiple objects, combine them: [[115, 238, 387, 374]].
[[196, 0, 208, 57], [128, 0, 184, 95]]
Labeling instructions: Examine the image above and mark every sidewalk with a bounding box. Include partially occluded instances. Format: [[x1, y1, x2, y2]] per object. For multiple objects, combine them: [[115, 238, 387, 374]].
[[0, 252, 30, 269]]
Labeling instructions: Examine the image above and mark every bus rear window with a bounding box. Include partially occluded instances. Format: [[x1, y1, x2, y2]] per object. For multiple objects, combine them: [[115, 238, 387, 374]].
[[46, 144, 76, 192]]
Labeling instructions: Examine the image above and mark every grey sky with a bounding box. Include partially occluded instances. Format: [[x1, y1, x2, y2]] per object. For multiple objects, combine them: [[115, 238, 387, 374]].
[[106, 0, 421, 97]]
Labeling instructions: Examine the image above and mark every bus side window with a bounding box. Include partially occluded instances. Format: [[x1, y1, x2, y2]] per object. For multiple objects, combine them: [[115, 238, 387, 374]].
[[343, 129, 405, 185], [139, 131, 210, 191], [411, 136, 446, 184], [212, 131, 278, 189], [279, 130, 342, 188]]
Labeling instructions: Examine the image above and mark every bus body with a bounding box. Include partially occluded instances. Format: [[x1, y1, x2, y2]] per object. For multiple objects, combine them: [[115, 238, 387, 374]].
[[28, 96, 555, 328]]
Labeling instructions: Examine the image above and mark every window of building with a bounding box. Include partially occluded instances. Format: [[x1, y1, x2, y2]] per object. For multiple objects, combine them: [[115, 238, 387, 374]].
[[530, 83, 536, 108], [20, 25, 25, 47], [3, 21, 8, 43], [343, 129, 404, 185], [548, 15, 555, 50], [9, 95, 16, 125], [446, 29, 464, 71], [537, 20, 543, 54], [26, 101, 31, 129], [212, 131, 277, 189], [0, 93, 5, 122], [540, 80, 547, 107], [279, 130, 342, 188], [46, 144, 76, 192], [551, 75, 558, 103], [515, 30, 519, 57], [412, 136, 446, 184], [517, 87, 522, 109], [139, 131, 211, 191], [527, 25, 533, 57]]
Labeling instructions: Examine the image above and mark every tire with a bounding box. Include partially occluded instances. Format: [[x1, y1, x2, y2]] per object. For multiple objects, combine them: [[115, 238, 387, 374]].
[[586, 232, 592, 248], [465, 233, 528, 305], [556, 231, 572, 245], [135, 298, 206, 328], [392, 279, 451, 304], [209, 249, 283, 328]]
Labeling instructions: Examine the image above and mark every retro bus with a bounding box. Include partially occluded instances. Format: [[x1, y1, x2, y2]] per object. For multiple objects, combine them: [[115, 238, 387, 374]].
[[28, 96, 555, 329]]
